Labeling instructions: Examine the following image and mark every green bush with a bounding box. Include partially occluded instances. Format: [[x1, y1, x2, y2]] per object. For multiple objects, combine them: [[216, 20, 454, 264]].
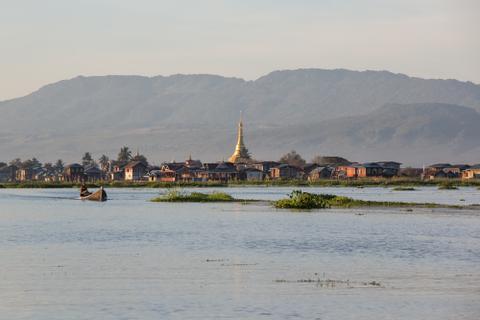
[[392, 186, 416, 191], [151, 190, 235, 202], [438, 182, 458, 190], [273, 190, 333, 209], [272, 190, 459, 210]]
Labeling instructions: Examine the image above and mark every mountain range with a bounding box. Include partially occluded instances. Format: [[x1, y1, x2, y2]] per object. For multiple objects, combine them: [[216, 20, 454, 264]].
[[0, 68, 479, 166]]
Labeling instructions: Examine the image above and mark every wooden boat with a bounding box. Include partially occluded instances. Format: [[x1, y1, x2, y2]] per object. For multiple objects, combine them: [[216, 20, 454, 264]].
[[80, 187, 107, 202]]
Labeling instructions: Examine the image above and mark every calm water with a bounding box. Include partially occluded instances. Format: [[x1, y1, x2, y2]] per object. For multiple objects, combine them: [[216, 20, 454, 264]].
[[0, 187, 479, 320]]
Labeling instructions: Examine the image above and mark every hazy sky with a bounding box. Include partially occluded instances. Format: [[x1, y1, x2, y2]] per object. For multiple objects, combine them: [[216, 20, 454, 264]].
[[1, 0, 478, 100]]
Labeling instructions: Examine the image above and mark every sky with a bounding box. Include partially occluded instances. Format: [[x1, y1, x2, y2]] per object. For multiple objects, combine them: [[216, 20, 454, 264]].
[[0, 0, 479, 101]]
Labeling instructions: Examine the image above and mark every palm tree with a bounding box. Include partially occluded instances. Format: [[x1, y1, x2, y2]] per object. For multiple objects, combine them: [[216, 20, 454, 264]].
[[99, 155, 110, 172], [117, 146, 132, 164], [82, 152, 94, 167], [54, 159, 64, 173]]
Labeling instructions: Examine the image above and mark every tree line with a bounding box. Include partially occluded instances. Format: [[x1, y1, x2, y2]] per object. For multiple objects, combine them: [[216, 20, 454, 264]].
[[0, 146, 148, 173], [1, 148, 350, 173]]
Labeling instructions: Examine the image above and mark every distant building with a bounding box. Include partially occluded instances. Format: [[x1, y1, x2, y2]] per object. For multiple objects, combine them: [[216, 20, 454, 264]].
[[423, 163, 464, 179], [335, 164, 358, 179], [240, 167, 264, 181], [462, 164, 480, 180], [334, 161, 404, 179], [270, 164, 303, 180], [307, 166, 333, 181], [148, 169, 176, 182], [200, 162, 238, 181], [228, 114, 252, 163], [251, 161, 280, 176], [84, 166, 103, 182], [302, 163, 320, 176], [124, 161, 147, 181], [0, 165, 17, 182], [16, 168, 35, 182], [376, 161, 402, 177], [355, 163, 384, 178], [63, 163, 84, 182]]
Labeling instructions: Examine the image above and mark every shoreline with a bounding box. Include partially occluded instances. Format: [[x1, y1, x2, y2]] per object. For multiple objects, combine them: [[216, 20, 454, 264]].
[[1, 179, 480, 189]]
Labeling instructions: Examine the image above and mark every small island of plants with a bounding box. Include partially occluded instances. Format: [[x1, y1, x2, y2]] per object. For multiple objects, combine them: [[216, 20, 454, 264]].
[[273, 190, 462, 210], [151, 189, 252, 203], [392, 186, 416, 191], [438, 182, 459, 190]]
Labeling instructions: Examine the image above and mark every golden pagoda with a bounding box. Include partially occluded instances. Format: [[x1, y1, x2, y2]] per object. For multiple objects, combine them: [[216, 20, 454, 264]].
[[228, 114, 251, 163]]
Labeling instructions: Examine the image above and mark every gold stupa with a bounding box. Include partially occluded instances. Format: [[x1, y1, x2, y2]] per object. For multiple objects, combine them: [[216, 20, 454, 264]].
[[228, 114, 251, 163]]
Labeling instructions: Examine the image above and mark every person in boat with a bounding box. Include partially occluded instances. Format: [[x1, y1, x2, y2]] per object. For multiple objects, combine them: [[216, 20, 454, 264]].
[[80, 184, 91, 197]]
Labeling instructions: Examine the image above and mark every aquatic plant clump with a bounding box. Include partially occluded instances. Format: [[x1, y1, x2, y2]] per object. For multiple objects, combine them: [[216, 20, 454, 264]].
[[151, 190, 236, 202], [273, 190, 465, 210], [273, 190, 335, 209], [438, 182, 459, 190], [392, 186, 416, 191]]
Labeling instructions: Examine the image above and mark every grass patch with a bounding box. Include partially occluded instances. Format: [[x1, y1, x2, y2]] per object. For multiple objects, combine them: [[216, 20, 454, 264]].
[[151, 189, 250, 203], [273, 190, 464, 210], [392, 186, 416, 191], [438, 182, 458, 190]]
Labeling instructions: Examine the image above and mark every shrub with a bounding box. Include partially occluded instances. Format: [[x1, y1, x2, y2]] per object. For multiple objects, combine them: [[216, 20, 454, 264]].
[[151, 190, 235, 202], [273, 190, 333, 209], [438, 182, 458, 190], [392, 186, 416, 191]]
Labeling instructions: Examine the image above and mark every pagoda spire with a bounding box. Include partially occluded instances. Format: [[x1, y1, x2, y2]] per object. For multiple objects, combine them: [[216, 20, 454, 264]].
[[228, 112, 251, 163]]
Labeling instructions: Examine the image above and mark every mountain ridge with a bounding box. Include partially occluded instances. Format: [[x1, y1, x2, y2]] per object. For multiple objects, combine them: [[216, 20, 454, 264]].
[[1, 69, 479, 165]]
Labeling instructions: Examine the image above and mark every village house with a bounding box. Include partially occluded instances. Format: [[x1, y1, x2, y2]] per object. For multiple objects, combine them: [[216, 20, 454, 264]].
[[0, 165, 17, 182], [335, 162, 385, 179], [303, 163, 320, 176], [147, 170, 174, 182], [444, 164, 470, 178], [33, 169, 58, 182], [239, 167, 264, 181], [199, 162, 238, 181], [251, 161, 280, 177], [376, 161, 402, 177], [335, 164, 359, 179], [355, 163, 384, 178], [124, 161, 148, 181], [307, 166, 333, 181], [63, 163, 84, 182], [423, 163, 451, 179], [177, 166, 206, 182], [16, 167, 36, 181], [422, 163, 465, 179], [84, 166, 103, 182], [462, 164, 480, 180], [270, 164, 303, 180]]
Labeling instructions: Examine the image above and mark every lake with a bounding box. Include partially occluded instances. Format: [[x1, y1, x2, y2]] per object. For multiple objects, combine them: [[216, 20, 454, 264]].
[[0, 187, 479, 320]]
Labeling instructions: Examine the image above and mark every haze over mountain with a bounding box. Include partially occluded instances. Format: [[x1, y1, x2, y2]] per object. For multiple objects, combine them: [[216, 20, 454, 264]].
[[0, 69, 479, 166]]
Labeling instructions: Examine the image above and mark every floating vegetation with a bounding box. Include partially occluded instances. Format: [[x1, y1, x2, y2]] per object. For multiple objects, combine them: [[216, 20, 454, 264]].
[[392, 186, 416, 191], [438, 182, 459, 190], [274, 276, 383, 289], [205, 259, 227, 262], [151, 190, 238, 202], [151, 189, 257, 203], [273, 190, 466, 210], [273, 190, 333, 209]]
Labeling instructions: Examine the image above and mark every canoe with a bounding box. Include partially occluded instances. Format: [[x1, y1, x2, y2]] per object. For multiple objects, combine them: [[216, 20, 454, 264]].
[[80, 187, 107, 202]]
